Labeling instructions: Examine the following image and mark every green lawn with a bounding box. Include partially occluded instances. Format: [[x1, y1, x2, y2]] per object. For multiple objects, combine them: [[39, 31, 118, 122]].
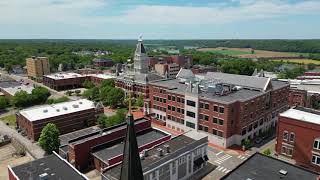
[[1, 114, 16, 128]]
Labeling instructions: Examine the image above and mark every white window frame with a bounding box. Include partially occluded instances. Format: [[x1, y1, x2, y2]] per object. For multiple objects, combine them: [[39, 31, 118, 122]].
[[314, 139, 320, 150], [283, 131, 289, 141], [289, 132, 295, 143], [312, 154, 320, 166]]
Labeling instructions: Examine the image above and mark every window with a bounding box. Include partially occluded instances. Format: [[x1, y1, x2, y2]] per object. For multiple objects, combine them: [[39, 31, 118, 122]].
[[214, 105, 218, 112], [219, 107, 224, 113], [168, 95, 171, 100], [312, 154, 320, 165], [163, 99, 166, 103], [248, 124, 253, 132], [187, 100, 196, 107], [213, 117, 218, 124], [253, 121, 258, 129], [314, 139, 320, 150], [259, 119, 263, 126], [199, 102, 204, 109], [168, 105, 171, 110], [172, 96, 176, 101], [186, 121, 195, 129], [172, 106, 176, 111], [186, 111, 196, 118], [181, 98, 185, 103], [204, 115, 209, 121], [177, 97, 181, 103], [205, 104, 209, 110], [199, 114, 203, 120], [181, 109, 185, 114], [198, 124, 203, 130], [283, 131, 288, 141], [241, 128, 246, 135], [212, 129, 223, 137], [289, 133, 295, 142], [204, 126, 208, 132], [218, 119, 224, 125], [167, 115, 171, 120], [177, 108, 181, 113]]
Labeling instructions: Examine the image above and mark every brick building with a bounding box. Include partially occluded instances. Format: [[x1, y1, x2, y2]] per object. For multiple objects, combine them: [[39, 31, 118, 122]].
[[146, 70, 289, 148], [115, 38, 163, 98], [92, 58, 114, 68], [58, 118, 158, 171], [43, 72, 89, 91], [16, 99, 101, 141], [89, 74, 115, 86], [154, 63, 180, 78], [26, 56, 50, 81], [8, 152, 88, 180], [288, 89, 308, 107], [102, 131, 209, 180], [275, 107, 320, 172]]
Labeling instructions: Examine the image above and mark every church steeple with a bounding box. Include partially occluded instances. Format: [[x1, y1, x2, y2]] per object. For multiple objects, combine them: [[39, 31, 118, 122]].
[[119, 93, 144, 180], [134, 35, 149, 74]]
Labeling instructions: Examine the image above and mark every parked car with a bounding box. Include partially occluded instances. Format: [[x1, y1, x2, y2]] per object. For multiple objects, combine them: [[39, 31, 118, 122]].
[[255, 137, 263, 144]]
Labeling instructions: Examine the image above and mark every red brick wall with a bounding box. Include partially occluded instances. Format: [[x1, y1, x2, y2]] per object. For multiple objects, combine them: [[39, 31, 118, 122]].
[[8, 166, 18, 180], [276, 116, 320, 172], [288, 89, 307, 107], [72, 120, 151, 171]]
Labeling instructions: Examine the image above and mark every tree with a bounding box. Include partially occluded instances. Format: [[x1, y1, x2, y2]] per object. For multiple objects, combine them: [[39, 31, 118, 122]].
[[97, 114, 108, 127], [104, 88, 124, 108], [307, 63, 316, 70], [263, 148, 272, 156], [96, 110, 126, 128], [83, 87, 99, 100], [47, 96, 69, 104], [11, 90, 32, 107], [0, 96, 8, 109], [31, 86, 51, 104], [100, 79, 115, 88], [38, 123, 60, 154], [82, 79, 95, 89], [135, 94, 144, 107]]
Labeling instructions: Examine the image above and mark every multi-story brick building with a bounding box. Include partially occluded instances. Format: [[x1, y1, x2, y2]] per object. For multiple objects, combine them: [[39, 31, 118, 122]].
[[115, 38, 163, 98], [275, 107, 320, 172], [89, 74, 115, 86], [43, 72, 88, 91], [58, 117, 167, 172], [16, 99, 102, 141], [26, 56, 50, 81], [102, 131, 209, 180], [146, 70, 289, 148], [154, 63, 180, 79], [92, 58, 114, 68]]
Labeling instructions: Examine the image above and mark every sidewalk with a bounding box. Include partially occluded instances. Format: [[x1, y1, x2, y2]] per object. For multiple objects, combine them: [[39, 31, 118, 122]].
[[0, 121, 45, 159]]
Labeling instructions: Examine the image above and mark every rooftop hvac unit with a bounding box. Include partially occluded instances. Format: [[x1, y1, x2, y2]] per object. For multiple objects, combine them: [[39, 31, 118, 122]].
[[72, 104, 79, 108], [63, 107, 68, 110], [43, 109, 48, 113]]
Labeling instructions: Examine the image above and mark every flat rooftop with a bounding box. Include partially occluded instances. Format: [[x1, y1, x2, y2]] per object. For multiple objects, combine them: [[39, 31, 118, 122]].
[[10, 152, 88, 180], [89, 73, 115, 79], [103, 134, 208, 180], [1, 85, 34, 96], [92, 128, 169, 163], [0, 80, 20, 88], [19, 99, 95, 121], [280, 107, 320, 125], [59, 118, 150, 153], [44, 72, 84, 80], [221, 153, 319, 180]]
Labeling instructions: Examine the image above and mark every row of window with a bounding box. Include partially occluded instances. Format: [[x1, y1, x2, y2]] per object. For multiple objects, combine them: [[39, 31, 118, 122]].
[[312, 154, 320, 166], [168, 95, 185, 103], [167, 105, 185, 114], [283, 131, 295, 143], [153, 96, 166, 103], [167, 115, 184, 125], [186, 111, 196, 118], [153, 105, 166, 112], [198, 125, 209, 132], [241, 118, 265, 135], [281, 146, 293, 157], [200, 102, 225, 113], [186, 121, 195, 129], [212, 129, 223, 137]]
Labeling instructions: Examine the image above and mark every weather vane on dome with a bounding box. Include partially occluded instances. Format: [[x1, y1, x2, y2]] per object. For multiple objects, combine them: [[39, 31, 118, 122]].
[[138, 34, 143, 42]]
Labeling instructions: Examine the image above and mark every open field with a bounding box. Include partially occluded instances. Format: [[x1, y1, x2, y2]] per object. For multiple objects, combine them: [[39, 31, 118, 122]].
[[0, 114, 16, 128], [272, 59, 320, 65], [197, 47, 302, 59]]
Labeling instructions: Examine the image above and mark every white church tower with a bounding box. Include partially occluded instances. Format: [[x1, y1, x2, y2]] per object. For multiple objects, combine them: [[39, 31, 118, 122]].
[[133, 36, 149, 74]]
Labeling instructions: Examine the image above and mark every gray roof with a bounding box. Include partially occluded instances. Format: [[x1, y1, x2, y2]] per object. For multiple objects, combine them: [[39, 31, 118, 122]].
[[0, 80, 20, 88], [135, 41, 146, 54], [176, 68, 195, 79], [91, 128, 168, 164], [103, 135, 208, 180], [205, 72, 271, 91], [221, 153, 319, 180], [11, 153, 87, 180]]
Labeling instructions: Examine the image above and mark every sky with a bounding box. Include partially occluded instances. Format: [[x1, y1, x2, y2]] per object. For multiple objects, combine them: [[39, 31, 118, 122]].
[[0, 0, 320, 39]]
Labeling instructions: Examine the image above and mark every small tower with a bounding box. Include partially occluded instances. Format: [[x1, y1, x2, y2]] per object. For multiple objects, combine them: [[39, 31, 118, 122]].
[[133, 35, 149, 74], [119, 92, 144, 180]]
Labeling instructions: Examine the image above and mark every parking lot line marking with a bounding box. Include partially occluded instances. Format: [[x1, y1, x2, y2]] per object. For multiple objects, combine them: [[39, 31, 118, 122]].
[[216, 151, 223, 156]]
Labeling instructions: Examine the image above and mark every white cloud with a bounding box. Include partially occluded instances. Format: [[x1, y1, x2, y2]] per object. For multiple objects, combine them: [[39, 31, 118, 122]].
[[0, 0, 319, 27]]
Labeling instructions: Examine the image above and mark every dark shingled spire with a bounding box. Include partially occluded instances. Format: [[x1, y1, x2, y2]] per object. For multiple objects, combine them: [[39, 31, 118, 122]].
[[120, 95, 144, 180]]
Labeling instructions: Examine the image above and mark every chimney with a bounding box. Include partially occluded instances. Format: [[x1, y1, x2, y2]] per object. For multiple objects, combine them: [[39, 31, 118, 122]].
[[164, 144, 170, 153], [157, 148, 163, 157]]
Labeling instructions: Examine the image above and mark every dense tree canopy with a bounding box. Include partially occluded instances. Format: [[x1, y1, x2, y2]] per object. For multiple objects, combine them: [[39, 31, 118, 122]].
[[38, 123, 60, 154], [97, 110, 126, 128]]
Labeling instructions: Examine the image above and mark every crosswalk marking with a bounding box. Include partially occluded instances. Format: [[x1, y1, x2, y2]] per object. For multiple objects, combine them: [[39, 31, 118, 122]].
[[237, 153, 251, 161], [216, 166, 230, 174], [214, 154, 232, 164]]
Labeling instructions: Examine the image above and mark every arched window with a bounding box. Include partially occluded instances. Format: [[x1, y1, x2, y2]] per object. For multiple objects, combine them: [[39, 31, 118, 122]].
[[283, 131, 288, 141]]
